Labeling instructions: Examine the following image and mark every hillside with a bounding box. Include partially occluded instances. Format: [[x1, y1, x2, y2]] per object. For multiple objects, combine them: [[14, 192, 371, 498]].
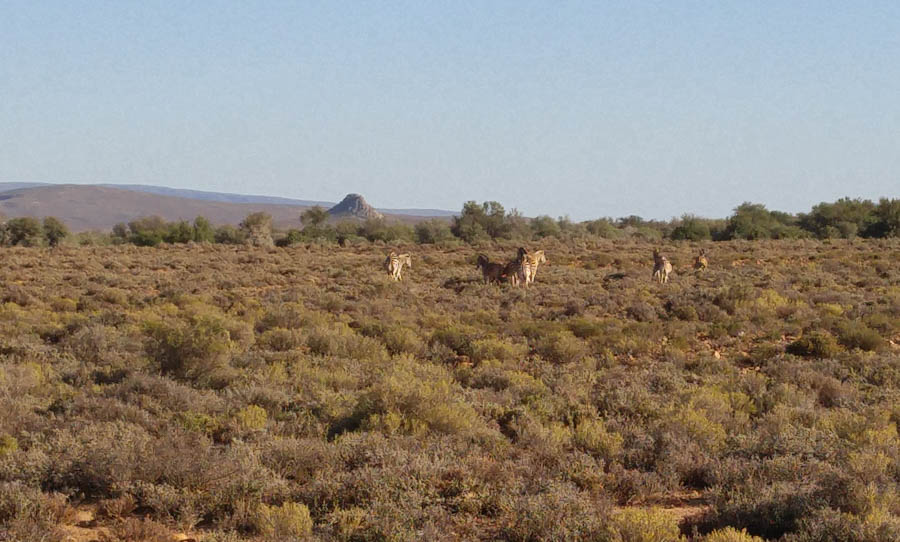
[[0, 184, 448, 231]]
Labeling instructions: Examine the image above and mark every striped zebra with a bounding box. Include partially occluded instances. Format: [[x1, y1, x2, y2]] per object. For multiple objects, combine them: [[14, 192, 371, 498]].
[[652, 248, 673, 284], [522, 250, 546, 286], [476, 254, 506, 284], [693, 248, 708, 271], [503, 247, 528, 287], [384, 252, 412, 281]]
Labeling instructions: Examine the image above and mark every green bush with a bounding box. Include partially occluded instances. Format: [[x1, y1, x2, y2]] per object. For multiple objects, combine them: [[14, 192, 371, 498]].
[[255, 501, 313, 538], [836, 321, 884, 352], [536, 331, 590, 364], [786, 332, 841, 358], [609, 507, 684, 542], [671, 214, 711, 241], [415, 219, 454, 244], [702, 527, 764, 542], [144, 314, 236, 385], [574, 419, 623, 461]]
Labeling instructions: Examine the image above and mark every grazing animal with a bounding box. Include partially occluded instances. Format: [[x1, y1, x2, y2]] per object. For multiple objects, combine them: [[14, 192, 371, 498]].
[[693, 249, 708, 271], [385, 252, 412, 281], [652, 249, 673, 284], [504, 248, 529, 287], [476, 254, 506, 284], [522, 250, 547, 286]]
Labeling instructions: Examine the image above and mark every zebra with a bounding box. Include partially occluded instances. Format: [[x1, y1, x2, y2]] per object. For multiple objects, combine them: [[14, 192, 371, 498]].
[[384, 252, 412, 281], [522, 250, 547, 286], [652, 248, 673, 283], [503, 248, 529, 287], [693, 248, 708, 271], [476, 254, 506, 284]]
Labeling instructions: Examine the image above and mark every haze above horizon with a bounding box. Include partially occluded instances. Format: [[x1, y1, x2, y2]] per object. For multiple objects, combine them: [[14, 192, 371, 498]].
[[2, 2, 898, 221]]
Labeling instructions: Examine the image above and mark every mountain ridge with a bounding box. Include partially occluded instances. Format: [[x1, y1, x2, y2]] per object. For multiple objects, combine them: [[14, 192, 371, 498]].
[[0, 183, 454, 231], [0, 182, 456, 218]]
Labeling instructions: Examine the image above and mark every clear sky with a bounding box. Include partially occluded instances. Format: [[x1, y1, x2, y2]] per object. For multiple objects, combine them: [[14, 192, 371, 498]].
[[2, 2, 898, 220]]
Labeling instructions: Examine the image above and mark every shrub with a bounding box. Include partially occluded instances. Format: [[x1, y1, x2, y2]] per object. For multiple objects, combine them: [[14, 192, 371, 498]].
[[574, 419, 623, 461], [702, 527, 765, 542], [786, 332, 841, 358], [144, 314, 235, 385], [4, 217, 43, 246], [258, 327, 303, 352], [128, 216, 168, 246], [234, 405, 268, 431], [609, 507, 684, 542], [42, 217, 69, 247], [535, 331, 590, 364], [836, 321, 884, 352], [214, 224, 246, 244], [255, 501, 313, 538], [0, 434, 18, 457], [671, 214, 711, 241], [430, 326, 476, 358], [241, 212, 274, 247], [415, 219, 454, 244]]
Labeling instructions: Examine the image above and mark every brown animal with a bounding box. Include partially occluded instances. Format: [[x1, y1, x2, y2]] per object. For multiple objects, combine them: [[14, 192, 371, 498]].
[[476, 254, 506, 284], [652, 248, 673, 283], [693, 248, 708, 271]]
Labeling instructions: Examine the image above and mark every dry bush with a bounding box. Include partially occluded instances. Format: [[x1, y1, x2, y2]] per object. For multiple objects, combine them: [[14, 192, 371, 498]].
[[0, 240, 897, 540]]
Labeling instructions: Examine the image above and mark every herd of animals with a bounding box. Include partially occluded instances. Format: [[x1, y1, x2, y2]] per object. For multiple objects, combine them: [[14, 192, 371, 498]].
[[385, 247, 710, 285]]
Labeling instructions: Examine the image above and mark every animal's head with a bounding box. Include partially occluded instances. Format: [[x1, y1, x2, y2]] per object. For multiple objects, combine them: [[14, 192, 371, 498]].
[[517, 247, 528, 260], [534, 250, 547, 264], [400, 254, 412, 267], [476, 254, 488, 268]]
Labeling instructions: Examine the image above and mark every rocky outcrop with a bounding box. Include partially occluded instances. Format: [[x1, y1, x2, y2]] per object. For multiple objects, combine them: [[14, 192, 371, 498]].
[[328, 194, 383, 220]]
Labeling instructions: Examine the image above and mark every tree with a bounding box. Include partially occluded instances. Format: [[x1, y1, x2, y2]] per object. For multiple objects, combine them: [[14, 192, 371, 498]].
[[5, 217, 44, 246], [214, 225, 245, 244], [799, 198, 876, 239], [128, 216, 168, 246], [863, 198, 900, 238], [42, 217, 69, 247], [670, 214, 711, 241], [165, 220, 194, 244], [531, 215, 561, 238], [414, 219, 453, 244], [451, 201, 515, 242], [240, 212, 274, 247], [193, 216, 214, 243], [299, 206, 333, 241], [300, 206, 330, 229], [111, 222, 129, 243]]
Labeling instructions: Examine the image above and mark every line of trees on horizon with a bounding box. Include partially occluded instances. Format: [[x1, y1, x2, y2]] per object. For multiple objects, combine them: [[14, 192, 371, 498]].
[[1, 196, 898, 248]]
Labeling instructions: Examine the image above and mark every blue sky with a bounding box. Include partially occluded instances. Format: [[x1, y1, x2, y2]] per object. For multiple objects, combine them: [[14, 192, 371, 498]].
[[1, 1, 898, 220]]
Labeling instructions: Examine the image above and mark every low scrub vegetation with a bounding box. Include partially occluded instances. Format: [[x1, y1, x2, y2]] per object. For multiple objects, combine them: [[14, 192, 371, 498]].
[[0, 238, 898, 540]]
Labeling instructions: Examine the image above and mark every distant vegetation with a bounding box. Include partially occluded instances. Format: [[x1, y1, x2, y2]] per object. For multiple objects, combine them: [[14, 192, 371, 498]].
[[1, 197, 899, 248]]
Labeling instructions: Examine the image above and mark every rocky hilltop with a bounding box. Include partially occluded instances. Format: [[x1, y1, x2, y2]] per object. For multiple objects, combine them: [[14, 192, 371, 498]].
[[327, 193, 384, 220]]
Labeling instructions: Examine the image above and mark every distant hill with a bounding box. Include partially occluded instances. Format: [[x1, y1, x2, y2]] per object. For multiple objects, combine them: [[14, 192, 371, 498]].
[[96, 184, 336, 207], [0, 183, 454, 231], [328, 194, 384, 220]]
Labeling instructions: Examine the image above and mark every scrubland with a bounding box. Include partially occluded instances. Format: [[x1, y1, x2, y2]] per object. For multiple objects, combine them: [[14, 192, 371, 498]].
[[0, 238, 898, 541]]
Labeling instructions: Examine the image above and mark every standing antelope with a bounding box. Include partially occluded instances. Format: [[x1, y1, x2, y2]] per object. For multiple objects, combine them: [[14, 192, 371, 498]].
[[385, 252, 412, 281], [476, 254, 506, 284], [652, 248, 673, 284], [522, 250, 547, 286], [693, 248, 708, 271]]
